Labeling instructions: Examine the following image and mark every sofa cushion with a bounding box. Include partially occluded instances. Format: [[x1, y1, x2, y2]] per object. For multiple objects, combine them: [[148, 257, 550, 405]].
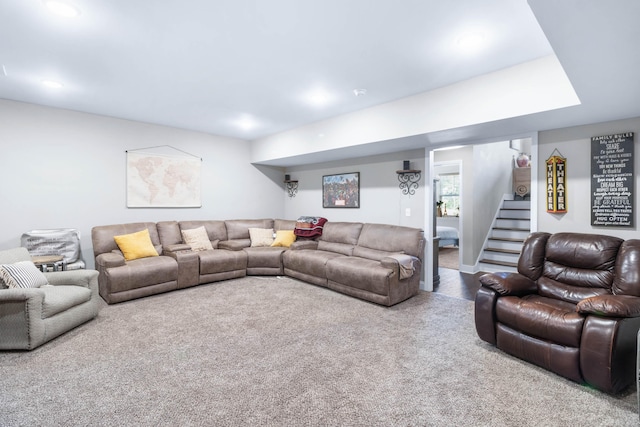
[[181, 226, 214, 251], [105, 256, 178, 293], [198, 250, 247, 275], [283, 249, 344, 279], [271, 230, 296, 248], [317, 241, 354, 256], [226, 219, 274, 240], [113, 229, 159, 261], [244, 247, 287, 268], [0, 261, 49, 289], [249, 228, 275, 247], [356, 223, 424, 258], [326, 257, 393, 296], [319, 222, 362, 245], [495, 294, 584, 348], [41, 285, 92, 318]]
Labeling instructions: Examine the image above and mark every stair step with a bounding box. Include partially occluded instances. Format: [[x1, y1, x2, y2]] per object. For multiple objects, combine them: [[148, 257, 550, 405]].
[[489, 237, 525, 243], [480, 258, 518, 268], [485, 248, 521, 255], [492, 226, 530, 232]]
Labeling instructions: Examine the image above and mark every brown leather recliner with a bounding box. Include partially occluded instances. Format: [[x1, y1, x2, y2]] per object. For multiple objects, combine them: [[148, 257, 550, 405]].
[[475, 232, 640, 394]]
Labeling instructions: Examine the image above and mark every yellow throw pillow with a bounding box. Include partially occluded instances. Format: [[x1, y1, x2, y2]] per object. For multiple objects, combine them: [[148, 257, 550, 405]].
[[113, 229, 159, 261], [271, 230, 296, 248]]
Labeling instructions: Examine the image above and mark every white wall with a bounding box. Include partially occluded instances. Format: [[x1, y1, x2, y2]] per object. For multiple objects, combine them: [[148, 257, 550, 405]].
[[284, 149, 425, 229], [0, 100, 285, 267], [537, 116, 640, 238]]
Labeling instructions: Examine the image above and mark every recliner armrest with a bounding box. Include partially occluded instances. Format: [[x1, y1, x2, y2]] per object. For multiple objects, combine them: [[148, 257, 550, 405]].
[[95, 252, 125, 268], [381, 254, 416, 280], [577, 294, 640, 317], [479, 272, 537, 296], [163, 244, 192, 253]]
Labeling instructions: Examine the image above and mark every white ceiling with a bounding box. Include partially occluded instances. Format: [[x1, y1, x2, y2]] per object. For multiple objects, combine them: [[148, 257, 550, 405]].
[[1, 1, 640, 153]]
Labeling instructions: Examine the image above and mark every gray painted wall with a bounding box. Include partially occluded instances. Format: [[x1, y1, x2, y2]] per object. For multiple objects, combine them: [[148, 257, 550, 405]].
[[0, 100, 285, 268], [537, 116, 640, 239], [283, 150, 426, 230]]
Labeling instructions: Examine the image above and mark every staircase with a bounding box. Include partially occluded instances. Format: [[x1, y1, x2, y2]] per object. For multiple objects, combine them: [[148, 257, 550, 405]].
[[478, 199, 531, 273]]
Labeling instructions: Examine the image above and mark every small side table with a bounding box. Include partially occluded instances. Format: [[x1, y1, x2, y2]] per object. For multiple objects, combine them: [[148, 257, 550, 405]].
[[32, 255, 66, 272]]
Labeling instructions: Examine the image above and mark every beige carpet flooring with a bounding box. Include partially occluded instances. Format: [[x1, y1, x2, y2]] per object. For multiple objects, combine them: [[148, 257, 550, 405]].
[[1, 276, 637, 426]]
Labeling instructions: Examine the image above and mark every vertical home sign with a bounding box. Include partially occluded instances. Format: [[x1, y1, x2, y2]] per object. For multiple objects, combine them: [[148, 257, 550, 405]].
[[591, 132, 634, 227], [546, 154, 567, 213]]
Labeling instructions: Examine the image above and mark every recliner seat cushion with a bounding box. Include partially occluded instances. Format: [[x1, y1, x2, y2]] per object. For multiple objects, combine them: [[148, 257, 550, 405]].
[[198, 250, 247, 274], [496, 294, 584, 348], [105, 257, 178, 293], [283, 250, 344, 278], [244, 247, 286, 268], [326, 257, 393, 296]]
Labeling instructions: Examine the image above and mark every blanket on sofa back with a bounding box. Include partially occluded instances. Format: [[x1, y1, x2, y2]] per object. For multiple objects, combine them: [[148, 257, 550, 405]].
[[294, 216, 327, 238]]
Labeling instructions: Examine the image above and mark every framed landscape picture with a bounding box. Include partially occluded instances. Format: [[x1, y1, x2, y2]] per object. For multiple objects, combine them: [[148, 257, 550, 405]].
[[323, 172, 360, 208]]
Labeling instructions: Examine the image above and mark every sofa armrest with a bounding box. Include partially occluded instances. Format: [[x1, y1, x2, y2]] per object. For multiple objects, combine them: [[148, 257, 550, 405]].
[[577, 294, 640, 317], [163, 244, 192, 253], [0, 288, 44, 303], [289, 240, 318, 250], [381, 254, 416, 280], [479, 272, 537, 296], [218, 240, 248, 251], [43, 269, 99, 288], [95, 252, 126, 269]]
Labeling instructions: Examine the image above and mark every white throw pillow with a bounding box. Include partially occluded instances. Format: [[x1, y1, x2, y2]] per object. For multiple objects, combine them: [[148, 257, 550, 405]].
[[0, 261, 49, 289], [249, 228, 275, 247], [181, 226, 214, 251]]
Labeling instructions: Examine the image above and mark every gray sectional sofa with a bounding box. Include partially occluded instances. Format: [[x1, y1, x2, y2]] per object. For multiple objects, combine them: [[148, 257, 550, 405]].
[[91, 219, 425, 306]]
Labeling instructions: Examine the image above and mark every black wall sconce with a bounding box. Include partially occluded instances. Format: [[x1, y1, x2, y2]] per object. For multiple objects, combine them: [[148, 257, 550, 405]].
[[284, 174, 298, 198], [396, 160, 421, 195]]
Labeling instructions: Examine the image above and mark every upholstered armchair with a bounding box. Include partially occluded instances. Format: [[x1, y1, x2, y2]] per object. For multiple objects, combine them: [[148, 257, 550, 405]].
[[0, 247, 100, 350], [475, 232, 640, 394]]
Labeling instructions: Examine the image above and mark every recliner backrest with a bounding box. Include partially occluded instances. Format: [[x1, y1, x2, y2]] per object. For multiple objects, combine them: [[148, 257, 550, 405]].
[[519, 232, 624, 304]]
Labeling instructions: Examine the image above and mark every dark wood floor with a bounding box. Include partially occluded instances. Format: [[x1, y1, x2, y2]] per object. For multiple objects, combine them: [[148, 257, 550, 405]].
[[433, 267, 483, 301]]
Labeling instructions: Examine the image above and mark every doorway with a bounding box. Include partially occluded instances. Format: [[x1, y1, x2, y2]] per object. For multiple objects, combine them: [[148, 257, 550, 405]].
[[434, 161, 461, 271]]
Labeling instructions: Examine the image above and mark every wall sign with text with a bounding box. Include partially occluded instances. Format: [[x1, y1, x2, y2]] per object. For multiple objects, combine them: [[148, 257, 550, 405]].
[[591, 132, 634, 227], [546, 155, 567, 213]]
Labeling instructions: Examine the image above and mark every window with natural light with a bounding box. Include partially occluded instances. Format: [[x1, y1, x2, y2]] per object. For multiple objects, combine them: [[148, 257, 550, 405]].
[[438, 174, 460, 216]]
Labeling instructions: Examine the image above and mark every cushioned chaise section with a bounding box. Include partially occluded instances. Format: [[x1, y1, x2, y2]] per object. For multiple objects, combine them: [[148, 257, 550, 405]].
[[326, 257, 393, 296], [41, 286, 92, 318]]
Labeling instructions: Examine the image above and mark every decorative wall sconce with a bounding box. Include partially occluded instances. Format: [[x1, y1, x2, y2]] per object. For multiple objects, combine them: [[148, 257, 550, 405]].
[[396, 160, 421, 195], [284, 174, 298, 198]]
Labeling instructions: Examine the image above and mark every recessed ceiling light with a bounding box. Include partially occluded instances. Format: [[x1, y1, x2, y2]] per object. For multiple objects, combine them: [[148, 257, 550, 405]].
[[353, 88, 367, 97], [456, 32, 485, 50], [305, 88, 334, 107], [42, 79, 64, 89], [235, 116, 257, 131], [44, 1, 81, 18]]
